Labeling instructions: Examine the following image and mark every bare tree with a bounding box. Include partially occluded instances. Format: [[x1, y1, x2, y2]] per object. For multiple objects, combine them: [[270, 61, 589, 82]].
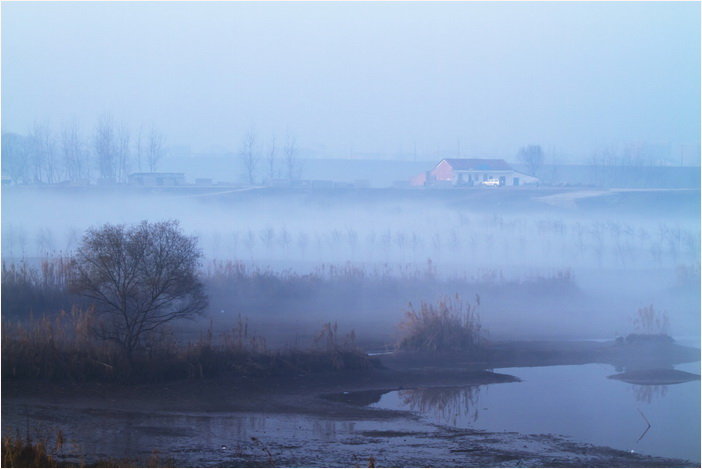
[[116, 122, 131, 183], [28, 124, 46, 183], [94, 114, 117, 182], [517, 144, 544, 177], [134, 125, 145, 172], [240, 130, 258, 184], [1, 132, 32, 184], [29, 122, 56, 183], [70, 220, 207, 362], [266, 134, 277, 183], [61, 119, 89, 182], [44, 128, 59, 183], [589, 146, 618, 187], [147, 126, 164, 172], [283, 133, 302, 181]]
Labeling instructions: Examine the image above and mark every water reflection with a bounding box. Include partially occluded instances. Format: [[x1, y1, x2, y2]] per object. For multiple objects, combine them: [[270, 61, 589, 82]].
[[632, 384, 669, 404], [366, 364, 700, 461], [397, 386, 481, 427], [1, 407, 367, 467], [312, 420, 356, 440], [608, 366, 696, 404]]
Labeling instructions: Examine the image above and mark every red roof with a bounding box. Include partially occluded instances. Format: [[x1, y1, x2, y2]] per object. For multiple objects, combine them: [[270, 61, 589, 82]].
[[441, 158, 513, 171]]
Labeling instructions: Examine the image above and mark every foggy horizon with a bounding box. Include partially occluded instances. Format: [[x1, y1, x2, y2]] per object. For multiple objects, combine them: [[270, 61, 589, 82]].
[[2, 3, 700, 466], [2, 1, 700, 163]]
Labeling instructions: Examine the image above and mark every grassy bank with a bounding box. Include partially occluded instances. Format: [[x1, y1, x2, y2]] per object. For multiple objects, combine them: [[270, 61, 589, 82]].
[[2, 434, 176, 468], [2, 310, 378, 383]]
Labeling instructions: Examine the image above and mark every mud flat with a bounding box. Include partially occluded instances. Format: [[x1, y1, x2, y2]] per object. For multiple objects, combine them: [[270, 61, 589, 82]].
[[608, 368, 700, 385], [2, 339, 699, 467]]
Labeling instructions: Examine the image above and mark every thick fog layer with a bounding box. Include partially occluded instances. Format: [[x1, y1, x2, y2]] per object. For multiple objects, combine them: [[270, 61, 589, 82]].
[[1, 1, 699, 345], [2, 2, 700, 161], [3, 187, 699, 343], [3, 188, 699, 271]]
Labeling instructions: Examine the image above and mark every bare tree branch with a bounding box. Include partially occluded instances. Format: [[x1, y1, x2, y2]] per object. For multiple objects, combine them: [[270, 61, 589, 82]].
[[147, 126, 164, 172], [517, 144, 544, 177], [70, 220, 207, 361], [240, 130, 259, 184], [95, 114, 117, 182]]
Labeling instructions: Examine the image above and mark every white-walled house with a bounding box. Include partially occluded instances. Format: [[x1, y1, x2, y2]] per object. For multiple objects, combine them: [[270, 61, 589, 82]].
[[413, 158, 539, 187]]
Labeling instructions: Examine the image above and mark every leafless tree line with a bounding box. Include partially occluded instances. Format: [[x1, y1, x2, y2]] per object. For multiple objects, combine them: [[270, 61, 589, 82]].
[[239, 130, 302, 184], [2, 115, 165, 184], [587, 143, 679, 187]]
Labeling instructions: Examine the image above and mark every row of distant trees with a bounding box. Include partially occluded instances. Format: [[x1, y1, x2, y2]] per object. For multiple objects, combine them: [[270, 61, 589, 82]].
[[2, 118, 304, 186], [515, 143, 679, 180], [2, 115, 165, 184], [239, 130, 302, 184]]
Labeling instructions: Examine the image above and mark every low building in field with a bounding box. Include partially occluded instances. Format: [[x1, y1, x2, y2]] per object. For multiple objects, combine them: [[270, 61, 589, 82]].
[[128, 172, 186, 186], [412, 158, 539, 187]]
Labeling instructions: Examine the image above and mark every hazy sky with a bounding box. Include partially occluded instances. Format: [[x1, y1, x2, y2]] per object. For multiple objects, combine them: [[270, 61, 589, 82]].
[[2, 1, 700, 161]]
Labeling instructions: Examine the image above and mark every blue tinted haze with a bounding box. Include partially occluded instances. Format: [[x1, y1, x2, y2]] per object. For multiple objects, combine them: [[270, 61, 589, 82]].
[[2, 1, 699, 160]]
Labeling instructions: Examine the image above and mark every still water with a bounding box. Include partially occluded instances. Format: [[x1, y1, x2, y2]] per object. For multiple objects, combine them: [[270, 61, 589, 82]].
[[370, 362, 700, 462]]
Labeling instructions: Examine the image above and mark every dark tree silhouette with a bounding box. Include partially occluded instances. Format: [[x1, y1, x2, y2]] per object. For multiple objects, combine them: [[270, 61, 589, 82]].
[[70, 220, 207, 360]]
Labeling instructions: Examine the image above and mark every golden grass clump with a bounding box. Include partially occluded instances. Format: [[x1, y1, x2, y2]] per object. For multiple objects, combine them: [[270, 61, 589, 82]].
[[2, 435, 58, 468], [398, 294, 484, 353]]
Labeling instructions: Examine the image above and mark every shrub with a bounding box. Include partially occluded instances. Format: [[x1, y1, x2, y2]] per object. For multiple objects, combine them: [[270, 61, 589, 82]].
[[398, 294, 484, 352]]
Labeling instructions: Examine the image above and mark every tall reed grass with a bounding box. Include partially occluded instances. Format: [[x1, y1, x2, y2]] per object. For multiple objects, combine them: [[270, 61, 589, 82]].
[[398, 294, 484, 353], [2, 310, 377, 383], [1, 258, 81, 320], [1, 432, 176, 467]]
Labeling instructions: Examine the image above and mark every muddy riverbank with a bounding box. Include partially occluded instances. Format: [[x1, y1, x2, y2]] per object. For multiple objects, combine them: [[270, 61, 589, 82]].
[[2, 339, 699, 467]]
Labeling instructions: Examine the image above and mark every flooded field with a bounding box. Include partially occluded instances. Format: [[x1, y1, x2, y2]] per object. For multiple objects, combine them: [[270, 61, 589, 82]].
[[3, 359, 699, 467], [2, 405, 439, 467], [366, 362, 701, 462]]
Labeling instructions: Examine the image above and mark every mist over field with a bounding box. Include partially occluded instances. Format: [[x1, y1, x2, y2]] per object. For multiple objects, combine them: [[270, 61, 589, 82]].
[[3, 184, 699, 344], [2, 2, 700, 467]]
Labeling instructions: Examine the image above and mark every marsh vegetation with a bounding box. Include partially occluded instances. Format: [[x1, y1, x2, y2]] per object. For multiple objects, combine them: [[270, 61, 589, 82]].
[[2, 186, 699, 467]]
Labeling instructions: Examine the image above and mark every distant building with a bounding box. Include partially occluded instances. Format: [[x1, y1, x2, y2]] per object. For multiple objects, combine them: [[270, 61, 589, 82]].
[[412, 158, 539, 187], [128, 172, 186, 186]]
